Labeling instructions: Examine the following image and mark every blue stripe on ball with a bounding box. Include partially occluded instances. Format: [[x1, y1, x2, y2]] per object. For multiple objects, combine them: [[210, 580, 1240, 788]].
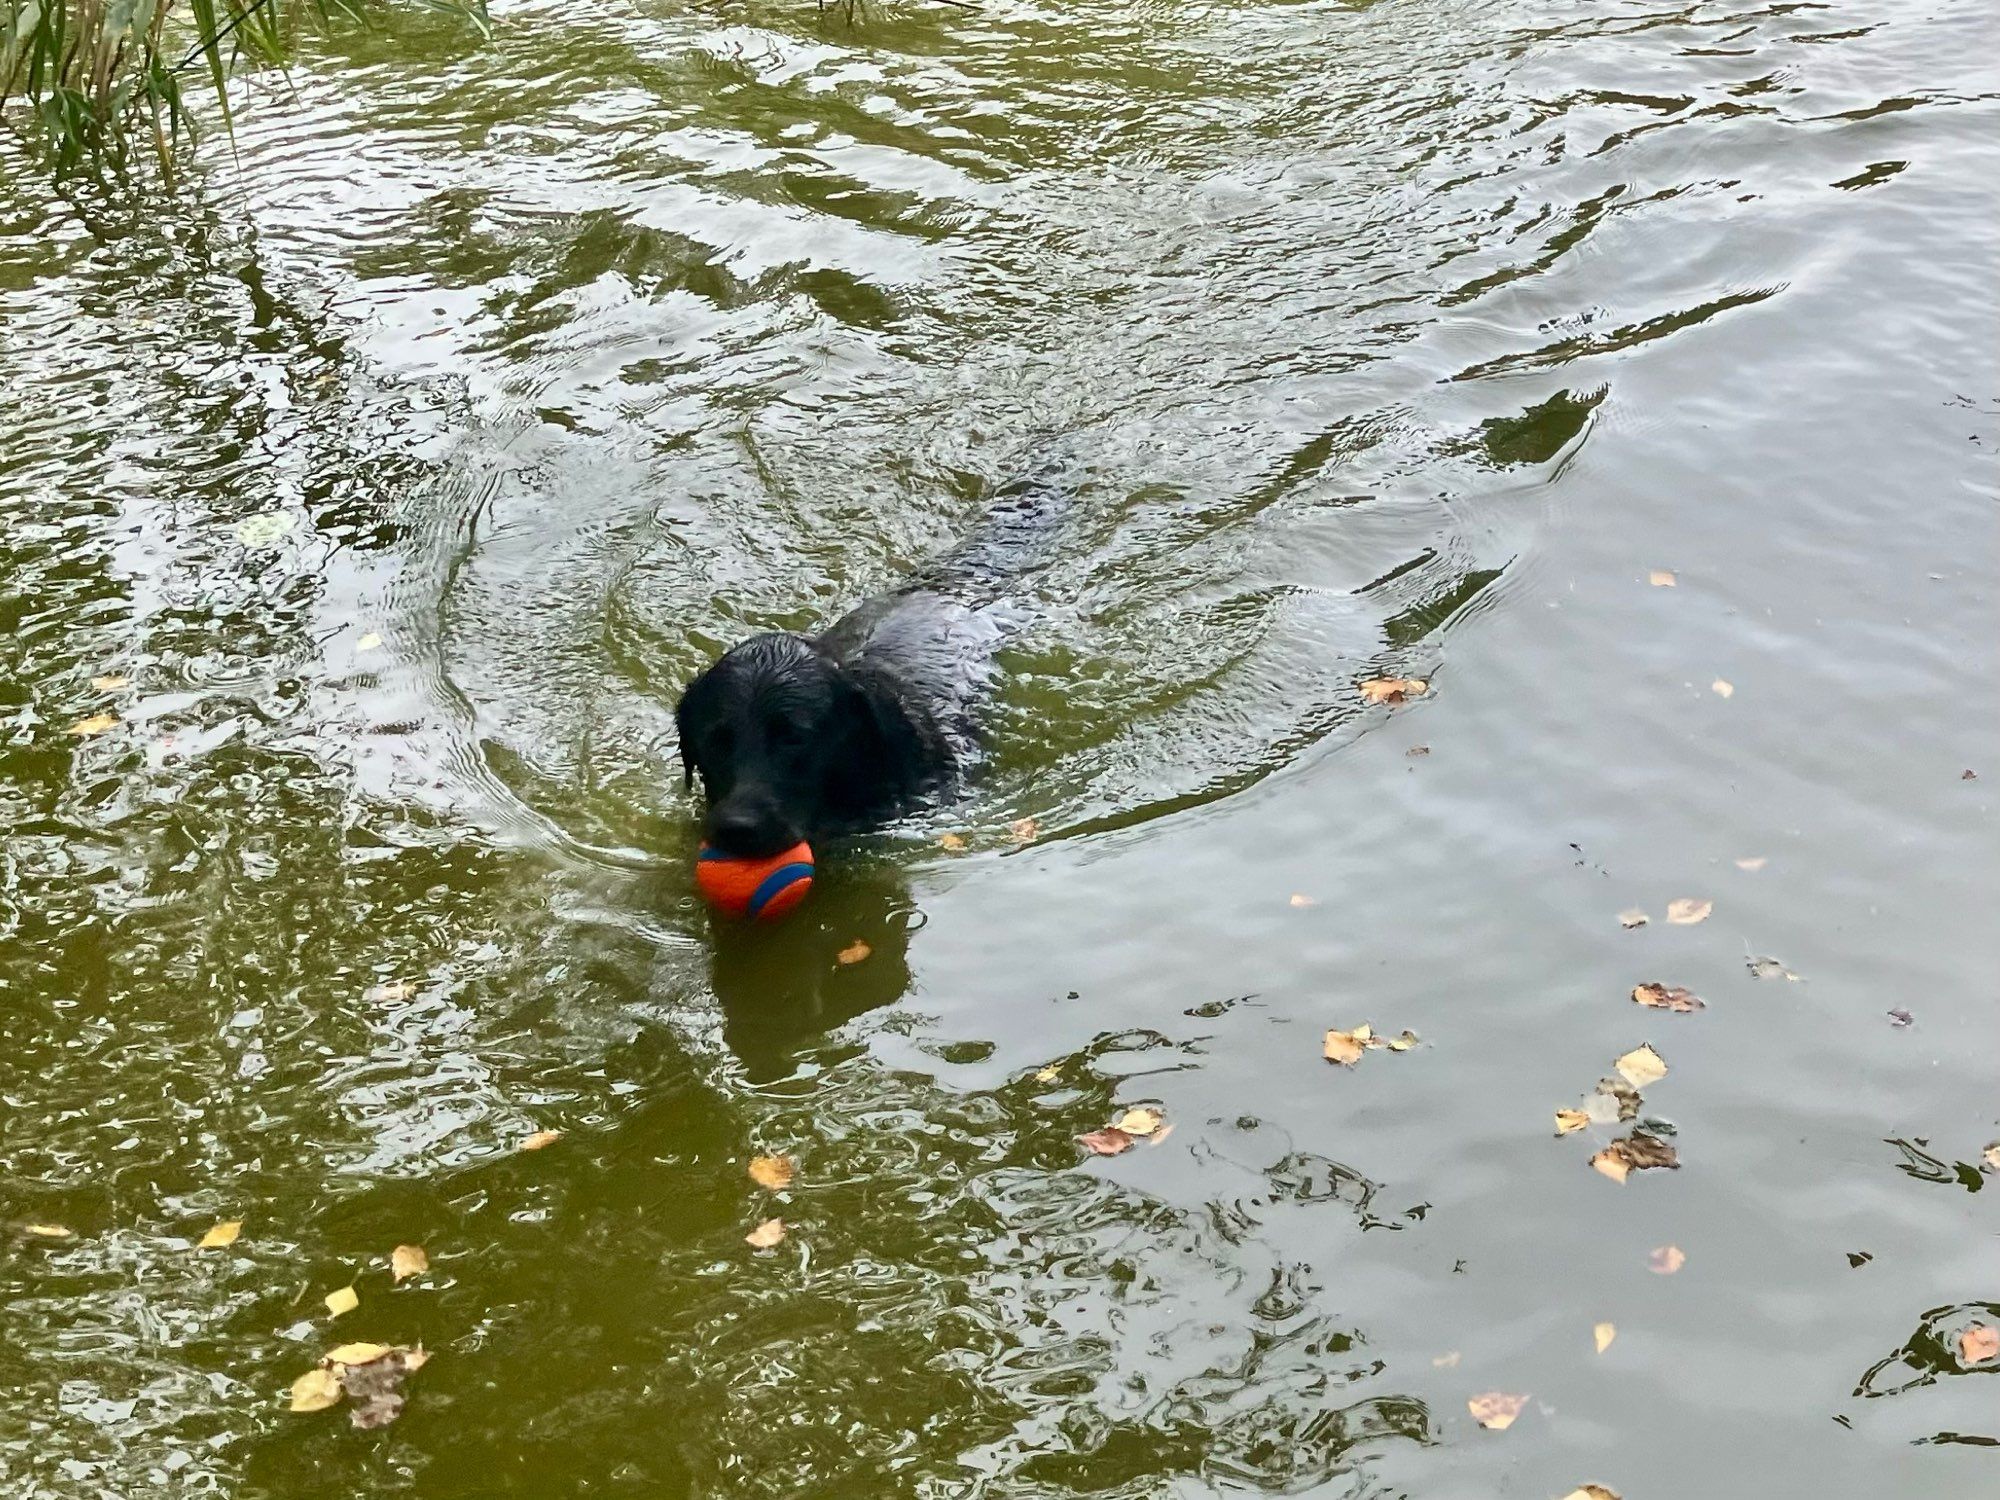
[[746, 862, 813, 918]]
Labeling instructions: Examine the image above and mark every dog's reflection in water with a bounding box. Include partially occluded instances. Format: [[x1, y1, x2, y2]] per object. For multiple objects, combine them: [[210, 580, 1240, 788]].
[[703, 857, 923, 1082]]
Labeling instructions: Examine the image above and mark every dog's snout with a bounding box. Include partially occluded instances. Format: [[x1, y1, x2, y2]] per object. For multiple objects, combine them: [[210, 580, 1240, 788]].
[[706, 794, 797, 858]]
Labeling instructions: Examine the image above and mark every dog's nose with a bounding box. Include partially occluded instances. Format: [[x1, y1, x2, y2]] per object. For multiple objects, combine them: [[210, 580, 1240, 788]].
[[706, 800, 795, 859]]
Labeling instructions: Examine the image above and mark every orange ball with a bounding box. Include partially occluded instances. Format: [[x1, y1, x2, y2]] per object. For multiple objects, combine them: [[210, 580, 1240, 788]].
[[695, 841, 815, 921]]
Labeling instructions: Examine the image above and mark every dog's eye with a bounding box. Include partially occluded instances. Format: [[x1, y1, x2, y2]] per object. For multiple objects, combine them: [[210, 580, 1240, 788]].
[[766, 716, 805, 747]]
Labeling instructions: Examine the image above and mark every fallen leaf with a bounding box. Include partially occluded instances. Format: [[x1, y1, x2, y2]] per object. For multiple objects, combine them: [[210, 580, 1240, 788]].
[[365, 980, 416, 1003], [1746, 956, 1802, 982], [1360, 677, 1429, 705], [1562, 1488, 1621, 1500], [1665, 898, 1712, 925], [1961, 769, 1977, 780], [288, 1368, 344, 1413], [1614, 1045, 1667, 1089], [1648, 569, 1676, 587], [1033, 1065, 1061, 1084], [334, 1344, 424, 1430], [1406, 744, 1431, 757], [1323, 1025, 1372, 1067], [1587, 1076, 1641, 1123], [326, 1343, 393, 1366], [25, 1224, 73, 1238], [1960, 1324, 1999, 1366], [90, 674, 129, 690], [356, 632, 383, 652], [1009, 817, 1039, 844], [403, 1345, 430, 1372], [748, 1155, 795, 1191], [1735, 856, 1767, 871], [1617, 908, 1649, 929], [745, 1218, 787, 1249], [1593, 1322, 1616, 1354], [1886, 1007, 1913, 1027], [836, 940, 871, 966], [234, 512, 296, 547], [1289, 893, 1317, 908], [938, 833, 967, 852], [390, 1244, 428, 1282], [324, 1285, 359, 1318], [1647, 1244, 1686, 1275], [1384, 1029, 1420, 1052], [1114, 1107, 1165, 1137], [1467, 1391, 1528, 1430], [198, 1220, 242, 1249], [519, 1130, 562, 1151], [1982, 1144, 2000, 1173], [1590, 1132, 1680, 1184], [1432, 1350, 1461, 1368], [1711, 679, 1734, 699], [67, 712, 119, 736], [1632, 983, 1704, 1014], [1555, 1109, 1590, 1135], [1077, 1127, 1136, 1157]]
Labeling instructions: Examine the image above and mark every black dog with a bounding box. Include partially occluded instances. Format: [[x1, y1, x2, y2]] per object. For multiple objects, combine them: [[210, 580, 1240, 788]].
[[675, 479, 1066, 857]]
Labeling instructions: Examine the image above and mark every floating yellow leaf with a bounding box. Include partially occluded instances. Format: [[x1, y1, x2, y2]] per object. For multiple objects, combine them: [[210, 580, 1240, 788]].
[[326, 1343, 393, 1367], [25, 1224, 73, 1239], [67, 712, 119, 736], [1593, 1322, 1616, 1354], [356, 632, 383, 652], [1632, 983, 1704, 1013], [1983, 1143, 2000, 1173], [1385, 1029, 1419, 1051], [1009, 817, 1039, 844], [288, 1368, 343, 1413], [1289, 893, 1317, 908], [745, 1218, 786, 1249], [90, 674, 129, 690], [198, 1220, 242, 1249], [836, 940, 871, 966], [1614, 1045, 1667, 1089], [1323, 1025, 1372, 1067], [1033, 1065, 1061, 1084], [324, 1285, 359, 1318], [1562, 1488, 1621, 1500], [1555, 1109, 1590, 1136], [1647, 1244, 1686, 1275], [1360, 677, 1429, 705], [1113, 1107, 1164, 1138], [390, 1244, 429, 1282], [748, 1155, 795, 1191], [938, 833, 967, 852], [1648, 570, 1676, 588], [1665, 897, 1712, 925], [1711, 679, 1734, 699], [519, 1130, 562, 1151], [1617, 908, 1648, 929], [1735, 856, 1767, 871], [1960, 1324, 1999, 1365], [1467, 1391, 1527, 1430]]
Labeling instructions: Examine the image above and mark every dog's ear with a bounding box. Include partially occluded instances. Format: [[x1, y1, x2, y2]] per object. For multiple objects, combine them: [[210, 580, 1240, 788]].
[[673, 691, 704, 792], [829, 665, 928, 810]]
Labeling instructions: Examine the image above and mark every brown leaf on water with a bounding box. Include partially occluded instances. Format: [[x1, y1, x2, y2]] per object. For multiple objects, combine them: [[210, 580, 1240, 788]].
[[1406, 744, 1431, 757], [1077, 1127, 1136, 1157], [1562, 1488, 1621, 1500], [1323, 1025, 1372, 1067], [1960, 1324, 2000, 1365], [1735, 856, 1767, 871], [1665, 897, 1712, 925], [197, 1220, 242, 1249], [1617, 908, 1649, 929], [90, 674, 129, 690], [1113, 1107, 1165, 1138], [519, 1129, 562, 1151], [288, 1368, 343, 1413], [1647, 1244, 1686, 1275], [334, 1344, 425, 1430], [1586, 1076, 1641, 1124], [1360, 677, 1429, 706], [1593, 1322, 1616, 1354], [1467, 1391, 1528, 1430], [1711, 679, 1734, 699], [324, 1285, 359, 1318], [1614, 1045, 1667, 1089], [67, 712, 119, 736], [390, 1244, 428, 1282], [1648, 570, 1677, 588], [748, 1155, 795, 1191], [1590, 1132, 1680, 1184], [1555, 1109, 1590, 1136], [836, 940, 871, 966], [1008, 817, 1039, 844], [745, 1218, 787, 1249], [1633, 983, 1704, 1013], [938, 833, 967, 852]]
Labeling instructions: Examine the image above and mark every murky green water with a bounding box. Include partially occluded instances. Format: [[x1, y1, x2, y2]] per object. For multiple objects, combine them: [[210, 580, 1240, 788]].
[[4, 0, 1997, 1492]]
